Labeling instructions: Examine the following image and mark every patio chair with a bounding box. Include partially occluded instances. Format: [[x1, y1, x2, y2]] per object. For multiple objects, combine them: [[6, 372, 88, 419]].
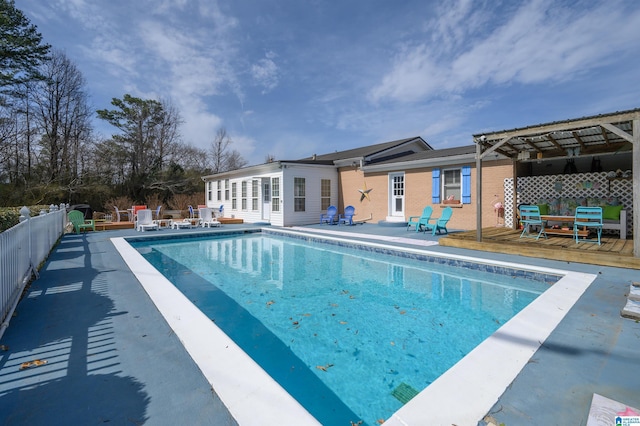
[[407, 206, 433, 232], [152, 205, 162, 220], [199, 207, 221, 228], [67, 210, 95, 234], [135, 209, 159, 232], [422, 206, 453, 235], [113, 206, 130, 222], [188, 205, 199, 219], [574, 206, 602, 245], [218, 205, 224, 218], [519, 205, 547, 240], [132, 205, 147, 218], [320, 205, 338, 225], [338, 205, 355, 226]]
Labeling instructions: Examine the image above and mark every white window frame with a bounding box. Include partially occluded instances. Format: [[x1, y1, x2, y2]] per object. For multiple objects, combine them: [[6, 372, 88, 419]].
[[442, 168, 462, 201], [294, 177, 305, 212], [252, 179, 259, 211], [271, 177, 280, 212]]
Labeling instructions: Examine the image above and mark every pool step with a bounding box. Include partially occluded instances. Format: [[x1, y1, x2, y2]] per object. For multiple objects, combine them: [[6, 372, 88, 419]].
[[621, 282, 640, 320]]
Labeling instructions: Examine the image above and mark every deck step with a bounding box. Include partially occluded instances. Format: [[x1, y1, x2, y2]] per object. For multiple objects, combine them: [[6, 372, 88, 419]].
[[630, 284, 640, 302], [621, 299, 640, 320]]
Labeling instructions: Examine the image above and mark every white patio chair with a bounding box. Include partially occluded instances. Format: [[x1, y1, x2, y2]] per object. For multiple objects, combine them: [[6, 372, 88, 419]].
[[136, 209, 159, 232], [199, 208, 221, 228]]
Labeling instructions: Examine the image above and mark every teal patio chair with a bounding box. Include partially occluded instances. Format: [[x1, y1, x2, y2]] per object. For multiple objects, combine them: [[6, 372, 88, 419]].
[[338, 205, 355, 226], [320, 206, 338, 224], [422, 206, 453, 235], [68, 210, 95, 234], [574, 206, 602, 245], [519, 205, 547, 240], [407, 206, 433, 232]]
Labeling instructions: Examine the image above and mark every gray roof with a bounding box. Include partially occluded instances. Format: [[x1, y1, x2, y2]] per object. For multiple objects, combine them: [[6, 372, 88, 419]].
[[296, 136, 432, 163], [367, 144, 476, 166]]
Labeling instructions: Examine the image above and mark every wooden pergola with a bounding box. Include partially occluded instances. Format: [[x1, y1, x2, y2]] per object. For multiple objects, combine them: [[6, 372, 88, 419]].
[[474, 108, 640, 257]]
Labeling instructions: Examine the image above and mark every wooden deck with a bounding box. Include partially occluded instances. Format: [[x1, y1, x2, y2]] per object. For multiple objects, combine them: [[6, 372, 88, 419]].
[[439, 227, 640, 269]]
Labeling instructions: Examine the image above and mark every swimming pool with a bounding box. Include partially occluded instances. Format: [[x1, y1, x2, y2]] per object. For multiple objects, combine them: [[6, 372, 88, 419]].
[[113, 228, 596, 425]]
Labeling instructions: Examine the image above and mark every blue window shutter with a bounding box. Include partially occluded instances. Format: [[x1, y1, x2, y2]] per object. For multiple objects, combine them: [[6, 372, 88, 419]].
[[462, 166, 471, 204], [432, 169, 440, 204]]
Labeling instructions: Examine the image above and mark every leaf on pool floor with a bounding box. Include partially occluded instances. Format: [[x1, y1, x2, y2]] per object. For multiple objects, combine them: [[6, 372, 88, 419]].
[[20, 359, 47, 370], [316, 363, 334, 372], [266, 300, 275, 306], [0, 345, 8, 351]]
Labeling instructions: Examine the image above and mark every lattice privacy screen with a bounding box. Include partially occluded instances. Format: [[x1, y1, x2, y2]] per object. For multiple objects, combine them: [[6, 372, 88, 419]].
[[503, 172, 632, 236]]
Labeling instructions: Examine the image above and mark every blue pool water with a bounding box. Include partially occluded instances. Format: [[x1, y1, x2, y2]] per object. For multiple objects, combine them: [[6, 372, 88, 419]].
[[131, 231, 555, 425]]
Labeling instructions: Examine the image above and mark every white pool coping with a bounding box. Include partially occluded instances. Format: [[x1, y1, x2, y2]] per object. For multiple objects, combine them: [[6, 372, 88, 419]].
[[112, 229, 597, 426]]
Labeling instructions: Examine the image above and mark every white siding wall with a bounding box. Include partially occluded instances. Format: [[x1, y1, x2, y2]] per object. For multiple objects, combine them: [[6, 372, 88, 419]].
[[281, 165, 339, 226], [204, 165, 338, 227]]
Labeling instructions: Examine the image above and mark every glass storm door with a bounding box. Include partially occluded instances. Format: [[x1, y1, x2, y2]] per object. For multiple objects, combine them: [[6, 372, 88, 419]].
[[389, 173, 405, 218]]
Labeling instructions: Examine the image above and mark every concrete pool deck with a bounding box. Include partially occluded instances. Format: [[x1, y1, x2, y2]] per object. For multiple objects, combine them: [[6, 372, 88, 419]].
[[1, 223, 639, 425]]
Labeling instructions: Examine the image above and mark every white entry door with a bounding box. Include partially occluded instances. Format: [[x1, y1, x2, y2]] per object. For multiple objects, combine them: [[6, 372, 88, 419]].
[[262, 179, 270, 221], [389, 172, 405, 218]]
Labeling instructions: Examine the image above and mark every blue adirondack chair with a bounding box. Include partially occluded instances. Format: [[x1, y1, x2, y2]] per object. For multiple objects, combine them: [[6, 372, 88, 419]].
[[338, 205, 355, 226], [320, 206, 338, 224], [407, 206, 433, 232], [574, 206, 602, 245], [422, 206, 453, 235]]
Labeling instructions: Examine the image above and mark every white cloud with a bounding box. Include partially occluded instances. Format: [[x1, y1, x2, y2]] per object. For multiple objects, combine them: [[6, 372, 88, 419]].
[[370, 0, 640, 104], [251, 51, 279, 94]]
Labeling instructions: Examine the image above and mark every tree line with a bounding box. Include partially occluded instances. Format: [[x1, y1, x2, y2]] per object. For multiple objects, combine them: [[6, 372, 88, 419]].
[[0, 0, 247, 212]]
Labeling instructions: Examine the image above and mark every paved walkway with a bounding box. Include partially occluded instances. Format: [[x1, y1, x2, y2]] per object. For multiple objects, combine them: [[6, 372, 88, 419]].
[[1, 223, 639, 425], [0, 228, 237, 426]]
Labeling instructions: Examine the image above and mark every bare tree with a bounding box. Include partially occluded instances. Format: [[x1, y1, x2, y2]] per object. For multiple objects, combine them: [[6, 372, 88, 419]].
[[209, 127, 247, 173], [33, 49, 92, 184]]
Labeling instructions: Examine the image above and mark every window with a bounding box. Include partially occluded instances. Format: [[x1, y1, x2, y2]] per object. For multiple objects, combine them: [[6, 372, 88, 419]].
[[320, 179, 331, 211], [241, 181, 247, 210], [252, 180, 259, 211], [207, 181, 213, 201], [271, 177, 280, 212], [294, 177, 305, 212], [225, 179, 230, 201], [443, 168, 461, 201], [217, 180, 221, 201], [231, 182, 237, 209]]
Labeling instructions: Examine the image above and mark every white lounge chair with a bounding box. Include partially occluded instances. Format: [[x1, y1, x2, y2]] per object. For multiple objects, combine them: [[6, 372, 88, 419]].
[[199, 207, 221, 227], [136, 209, 159, 232]]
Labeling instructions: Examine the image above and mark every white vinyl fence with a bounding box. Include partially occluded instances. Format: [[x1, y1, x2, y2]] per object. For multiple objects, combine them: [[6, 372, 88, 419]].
[[0, 207, 66, 339]]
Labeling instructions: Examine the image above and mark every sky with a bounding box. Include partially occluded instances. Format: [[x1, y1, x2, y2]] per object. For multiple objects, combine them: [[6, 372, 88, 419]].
[[16, 0, 640, 166]]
